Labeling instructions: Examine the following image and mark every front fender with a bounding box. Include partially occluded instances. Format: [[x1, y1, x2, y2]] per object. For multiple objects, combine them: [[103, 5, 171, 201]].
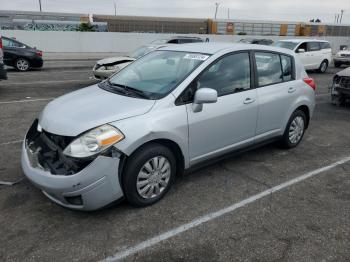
[[109, 104, 190, 168]]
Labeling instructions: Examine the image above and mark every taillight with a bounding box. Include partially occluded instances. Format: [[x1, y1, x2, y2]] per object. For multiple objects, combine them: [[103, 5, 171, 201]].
[[0, 37, 3, 49], [36, 50, 43, 57], [303, 77, 316, 90]]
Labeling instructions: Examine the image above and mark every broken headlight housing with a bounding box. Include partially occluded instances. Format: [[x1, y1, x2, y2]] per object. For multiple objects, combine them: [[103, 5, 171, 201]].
[[105, 65, 120, 71], [63, 124, 124, 158]]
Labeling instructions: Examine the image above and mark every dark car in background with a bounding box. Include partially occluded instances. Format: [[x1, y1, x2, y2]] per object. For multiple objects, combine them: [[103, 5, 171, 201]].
[[0, 35, 7, 80], [239, 38, 274, 45], [2, 36, 43, 71]]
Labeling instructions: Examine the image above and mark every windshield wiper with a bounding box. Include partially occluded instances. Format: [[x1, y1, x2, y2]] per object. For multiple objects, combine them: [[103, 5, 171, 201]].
[[107, 81, 150, 99]]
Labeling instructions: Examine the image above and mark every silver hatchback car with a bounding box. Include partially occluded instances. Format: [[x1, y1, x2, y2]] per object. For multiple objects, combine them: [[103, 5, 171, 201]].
[[22, 43, 316, 210]]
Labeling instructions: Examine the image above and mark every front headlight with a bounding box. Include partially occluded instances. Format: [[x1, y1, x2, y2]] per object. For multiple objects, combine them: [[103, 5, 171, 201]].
[[63, 124, 124, 158], [336, 52, 342, 57]]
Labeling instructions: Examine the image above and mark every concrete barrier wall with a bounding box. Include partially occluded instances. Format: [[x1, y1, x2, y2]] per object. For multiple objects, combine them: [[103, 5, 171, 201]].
[[1, 30, 350, 54]]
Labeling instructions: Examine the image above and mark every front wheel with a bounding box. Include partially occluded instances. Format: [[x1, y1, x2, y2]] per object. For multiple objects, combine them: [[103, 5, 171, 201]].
[[15, 58, 30, 71], [318, 60, 328, 73], [122, 143, 176, 207], [280, 110, 306, 149]]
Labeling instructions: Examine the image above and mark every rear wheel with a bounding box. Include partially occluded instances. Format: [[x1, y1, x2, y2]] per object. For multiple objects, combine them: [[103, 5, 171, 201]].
[[122, 143, 176, 207], [15, 58, 30, 71], [280, 110, 306, 149], [318, 60, 328, 73]]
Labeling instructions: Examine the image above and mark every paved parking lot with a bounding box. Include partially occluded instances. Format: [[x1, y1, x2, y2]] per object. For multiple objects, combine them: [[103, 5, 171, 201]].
[[0, 62, 349, 261]]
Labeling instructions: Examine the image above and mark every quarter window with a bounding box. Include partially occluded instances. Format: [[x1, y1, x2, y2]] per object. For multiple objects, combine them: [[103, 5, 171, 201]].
[[307, 42, 321, 52], [281, 55, 293, 81], [255, 52, 283, 86], [320, 42, 331, 49], [196, 52, 251, 96]]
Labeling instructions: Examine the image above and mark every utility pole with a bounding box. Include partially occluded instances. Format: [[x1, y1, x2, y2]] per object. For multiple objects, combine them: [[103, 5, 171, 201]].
[[214, 3, 220, 19], [340, 9, 344, 24], [113, 1, 117, 16], [227, 8, 230, 19], [38, 0, 42, 12]]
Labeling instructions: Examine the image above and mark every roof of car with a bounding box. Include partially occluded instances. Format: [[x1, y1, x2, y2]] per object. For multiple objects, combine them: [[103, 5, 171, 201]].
[[278, 39, 329, 43], [159, 42, 295, 56]]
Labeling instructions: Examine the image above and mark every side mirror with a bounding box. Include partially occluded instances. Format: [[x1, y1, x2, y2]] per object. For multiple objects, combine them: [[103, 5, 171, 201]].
[[192, 88, 217, 112], [297, 48, 305, 53]]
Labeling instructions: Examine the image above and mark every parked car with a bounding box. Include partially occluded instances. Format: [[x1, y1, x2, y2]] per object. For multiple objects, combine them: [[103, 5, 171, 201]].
[[2, 36, 43, 71], [151, 36, 204, 44], [334, 47, 350, 68], [239, 38, 273, 45], [331, 68, 350, 105], [93, 44, 167, 80], [22, 43, 315, 210], [0, 35, 7, 80], [274, 39, 332, 73]]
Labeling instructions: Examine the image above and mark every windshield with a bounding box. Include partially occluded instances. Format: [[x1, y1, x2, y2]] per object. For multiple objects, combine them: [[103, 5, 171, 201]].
[[274, 41, 298, 50], [129, 45, 157, 59], [108, 50, 209, 99]]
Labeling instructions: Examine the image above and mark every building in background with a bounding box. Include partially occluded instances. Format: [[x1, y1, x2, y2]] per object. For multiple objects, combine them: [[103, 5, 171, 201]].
[[1, 10, 350, 37]]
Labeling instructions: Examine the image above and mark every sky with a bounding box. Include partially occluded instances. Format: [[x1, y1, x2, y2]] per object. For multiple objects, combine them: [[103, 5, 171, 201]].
[[0, 0, 349, 24]]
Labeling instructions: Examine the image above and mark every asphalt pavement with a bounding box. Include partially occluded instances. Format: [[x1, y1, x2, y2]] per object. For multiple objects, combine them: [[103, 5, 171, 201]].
[[0, 61, 349, 262]]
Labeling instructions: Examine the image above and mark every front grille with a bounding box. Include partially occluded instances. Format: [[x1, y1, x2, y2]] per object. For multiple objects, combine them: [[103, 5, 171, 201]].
[[339, 77, 350, 89], [341, 54, 350, 57], [26, 120, 93, 175]]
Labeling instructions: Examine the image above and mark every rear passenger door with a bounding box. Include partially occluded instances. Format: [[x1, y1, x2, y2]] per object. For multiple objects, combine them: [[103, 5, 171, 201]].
[[307, 42, 322, 69], [255, 52, 298, 140]]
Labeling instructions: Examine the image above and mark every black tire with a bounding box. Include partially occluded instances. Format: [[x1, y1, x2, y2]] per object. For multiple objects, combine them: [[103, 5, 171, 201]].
[[334, 62, 341, 68], [15, 58, 30, 71], [280, 110, 307, 149], [122, 143, 176, 207], [318, 60, 328, 73]]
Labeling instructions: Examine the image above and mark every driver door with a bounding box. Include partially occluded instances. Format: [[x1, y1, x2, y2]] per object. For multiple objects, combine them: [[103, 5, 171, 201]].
[[183, 52, 258, 165]]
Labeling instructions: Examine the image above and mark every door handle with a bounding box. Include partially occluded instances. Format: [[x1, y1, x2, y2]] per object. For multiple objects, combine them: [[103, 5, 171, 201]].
[[288, 87, 296, 93], [243, 98, 255, 104]]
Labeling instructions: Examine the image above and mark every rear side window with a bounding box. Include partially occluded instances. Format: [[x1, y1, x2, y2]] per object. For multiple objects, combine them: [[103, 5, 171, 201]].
[[307, 42, 321, 52], [2, 38, 23, 48], [281, 55, 293, 81], [255, 52, 283, 86], [320, 42, 331, 49]]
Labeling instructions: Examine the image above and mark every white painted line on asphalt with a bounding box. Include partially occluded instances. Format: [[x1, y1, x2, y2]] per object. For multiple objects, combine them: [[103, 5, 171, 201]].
[[0, 140, 23, 146], [0, 98, 53, 104], [103, 156, 350, 262]]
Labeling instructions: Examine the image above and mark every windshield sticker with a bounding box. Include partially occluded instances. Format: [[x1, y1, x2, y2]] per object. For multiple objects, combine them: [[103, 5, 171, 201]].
[[184, 54, 209, 61]]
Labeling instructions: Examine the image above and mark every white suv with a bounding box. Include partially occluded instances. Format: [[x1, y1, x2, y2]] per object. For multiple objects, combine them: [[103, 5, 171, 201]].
[[275, 39, 332, 73]]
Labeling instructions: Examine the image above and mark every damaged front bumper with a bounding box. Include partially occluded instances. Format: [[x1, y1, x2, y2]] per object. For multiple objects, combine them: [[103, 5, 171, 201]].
[[21, 120, 124, 211], [93, 64, 118, 80]]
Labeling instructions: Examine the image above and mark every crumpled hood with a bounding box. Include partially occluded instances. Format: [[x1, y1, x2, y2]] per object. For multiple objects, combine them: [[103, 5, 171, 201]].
[[39, 84, 155, 136], [97, 56, 135, 65], [336, 67, 350, 77]]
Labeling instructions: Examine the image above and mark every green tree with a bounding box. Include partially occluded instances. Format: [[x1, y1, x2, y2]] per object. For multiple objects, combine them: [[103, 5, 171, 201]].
[[76, 23, 96, 32]]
